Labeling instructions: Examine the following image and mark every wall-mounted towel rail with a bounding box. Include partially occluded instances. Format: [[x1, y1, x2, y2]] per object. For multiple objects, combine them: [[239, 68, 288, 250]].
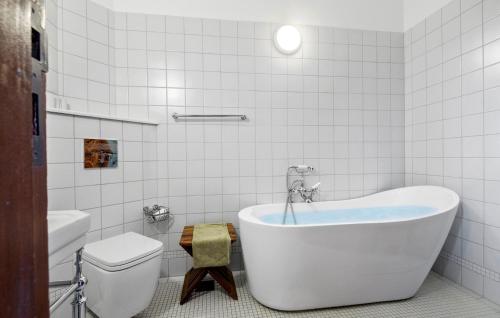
[[172, 113, 247, 120]]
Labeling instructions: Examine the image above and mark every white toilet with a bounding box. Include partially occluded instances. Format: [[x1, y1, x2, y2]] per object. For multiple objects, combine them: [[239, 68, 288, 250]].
[[83, 232, 163, 318]]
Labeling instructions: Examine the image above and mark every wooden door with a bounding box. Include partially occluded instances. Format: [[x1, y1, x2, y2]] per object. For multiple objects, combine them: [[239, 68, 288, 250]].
[[0, 0, 49, 316]]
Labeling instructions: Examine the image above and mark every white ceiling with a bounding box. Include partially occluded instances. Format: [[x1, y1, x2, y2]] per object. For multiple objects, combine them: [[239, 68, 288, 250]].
[[92, 0, 453, 32]]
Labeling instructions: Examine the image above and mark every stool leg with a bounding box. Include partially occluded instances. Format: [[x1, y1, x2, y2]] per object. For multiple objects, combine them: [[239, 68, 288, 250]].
[[180, 267, 208, 305], [208, 266, 238, 300]]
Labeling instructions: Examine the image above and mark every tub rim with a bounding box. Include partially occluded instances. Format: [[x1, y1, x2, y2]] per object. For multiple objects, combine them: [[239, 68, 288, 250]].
[[238, 185, 460, 228]]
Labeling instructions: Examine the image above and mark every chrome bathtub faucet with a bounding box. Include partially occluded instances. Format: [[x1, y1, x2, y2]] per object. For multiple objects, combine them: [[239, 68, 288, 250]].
[[287, 179, 321, 203], [283, 165, 321, 224], [297, 182, 321, 203], [286, 166, 320, 204]]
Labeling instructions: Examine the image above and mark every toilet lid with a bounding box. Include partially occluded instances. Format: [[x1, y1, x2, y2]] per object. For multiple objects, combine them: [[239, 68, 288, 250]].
[[83, 232, 163, 270]]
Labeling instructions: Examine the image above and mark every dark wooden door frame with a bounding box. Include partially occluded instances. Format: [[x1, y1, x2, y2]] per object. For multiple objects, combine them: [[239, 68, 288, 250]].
[[0, 0, 49, 316]]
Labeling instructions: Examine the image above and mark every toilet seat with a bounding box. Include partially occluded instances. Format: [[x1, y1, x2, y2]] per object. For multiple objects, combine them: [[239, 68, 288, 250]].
[[83, 232, 163, 272]]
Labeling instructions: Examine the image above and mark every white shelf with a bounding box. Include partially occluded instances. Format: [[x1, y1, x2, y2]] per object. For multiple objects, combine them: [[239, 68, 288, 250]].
[[47, 108, 159, 125]]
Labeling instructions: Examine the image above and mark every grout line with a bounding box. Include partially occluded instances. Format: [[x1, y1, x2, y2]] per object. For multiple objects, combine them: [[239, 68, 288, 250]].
[[457, 0, 464, 288], [481, 0, 487, 295]]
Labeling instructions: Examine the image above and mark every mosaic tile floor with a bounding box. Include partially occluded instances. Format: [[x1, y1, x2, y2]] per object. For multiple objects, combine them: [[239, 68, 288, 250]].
[[117, 272, 500, 318]]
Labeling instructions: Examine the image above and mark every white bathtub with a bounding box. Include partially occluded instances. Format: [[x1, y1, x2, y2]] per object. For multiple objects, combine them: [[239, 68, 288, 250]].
[[238, 186, 459, 311]]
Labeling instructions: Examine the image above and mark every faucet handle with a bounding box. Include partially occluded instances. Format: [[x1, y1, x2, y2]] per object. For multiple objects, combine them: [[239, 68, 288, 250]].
[[311, 182, 321, 191]]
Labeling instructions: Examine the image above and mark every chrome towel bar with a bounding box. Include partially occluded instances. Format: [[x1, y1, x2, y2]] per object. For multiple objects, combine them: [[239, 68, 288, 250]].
[[172, 112, 247, 120]]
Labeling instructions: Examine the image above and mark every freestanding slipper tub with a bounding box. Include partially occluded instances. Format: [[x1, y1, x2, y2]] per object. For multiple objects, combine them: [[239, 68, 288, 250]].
[[239, 186, 459, 311]]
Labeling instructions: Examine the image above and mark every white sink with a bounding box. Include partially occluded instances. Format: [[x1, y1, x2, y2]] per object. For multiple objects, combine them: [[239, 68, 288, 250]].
[[48, 210, 90, 269]]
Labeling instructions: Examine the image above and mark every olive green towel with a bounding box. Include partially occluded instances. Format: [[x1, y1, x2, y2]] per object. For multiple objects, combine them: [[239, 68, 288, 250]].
[[192, 224, 231, 269]]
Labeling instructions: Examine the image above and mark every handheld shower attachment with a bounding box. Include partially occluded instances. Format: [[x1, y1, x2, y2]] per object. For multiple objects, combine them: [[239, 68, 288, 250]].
[[289, 165, 314, 174], [284, 164, 320, 223]]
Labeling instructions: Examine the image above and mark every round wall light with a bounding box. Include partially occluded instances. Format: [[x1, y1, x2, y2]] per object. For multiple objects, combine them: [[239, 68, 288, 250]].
[[274, 25, 302, 55]]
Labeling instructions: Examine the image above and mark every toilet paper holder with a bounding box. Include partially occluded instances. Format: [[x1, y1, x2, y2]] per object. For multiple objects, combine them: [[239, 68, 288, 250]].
[[143, 205, 170, 223]]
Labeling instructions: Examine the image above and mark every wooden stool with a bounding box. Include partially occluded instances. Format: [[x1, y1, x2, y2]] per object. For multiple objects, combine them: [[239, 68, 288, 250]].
[[179, 223, 238, 305]]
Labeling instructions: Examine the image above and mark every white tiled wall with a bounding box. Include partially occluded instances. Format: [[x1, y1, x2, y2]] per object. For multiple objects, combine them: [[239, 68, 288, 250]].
[[46, 0, 406, 280], [405, 0, 500, 306], [47, 114, 160, 238], [45, 0, 500, 309]]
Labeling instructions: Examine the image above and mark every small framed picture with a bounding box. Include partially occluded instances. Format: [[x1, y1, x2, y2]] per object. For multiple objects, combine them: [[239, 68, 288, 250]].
[[84, 139, 118, 168]]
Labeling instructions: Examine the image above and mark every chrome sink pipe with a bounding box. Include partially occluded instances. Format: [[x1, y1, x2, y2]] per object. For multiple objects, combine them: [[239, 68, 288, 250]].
[[49, 248, 87, 317]]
